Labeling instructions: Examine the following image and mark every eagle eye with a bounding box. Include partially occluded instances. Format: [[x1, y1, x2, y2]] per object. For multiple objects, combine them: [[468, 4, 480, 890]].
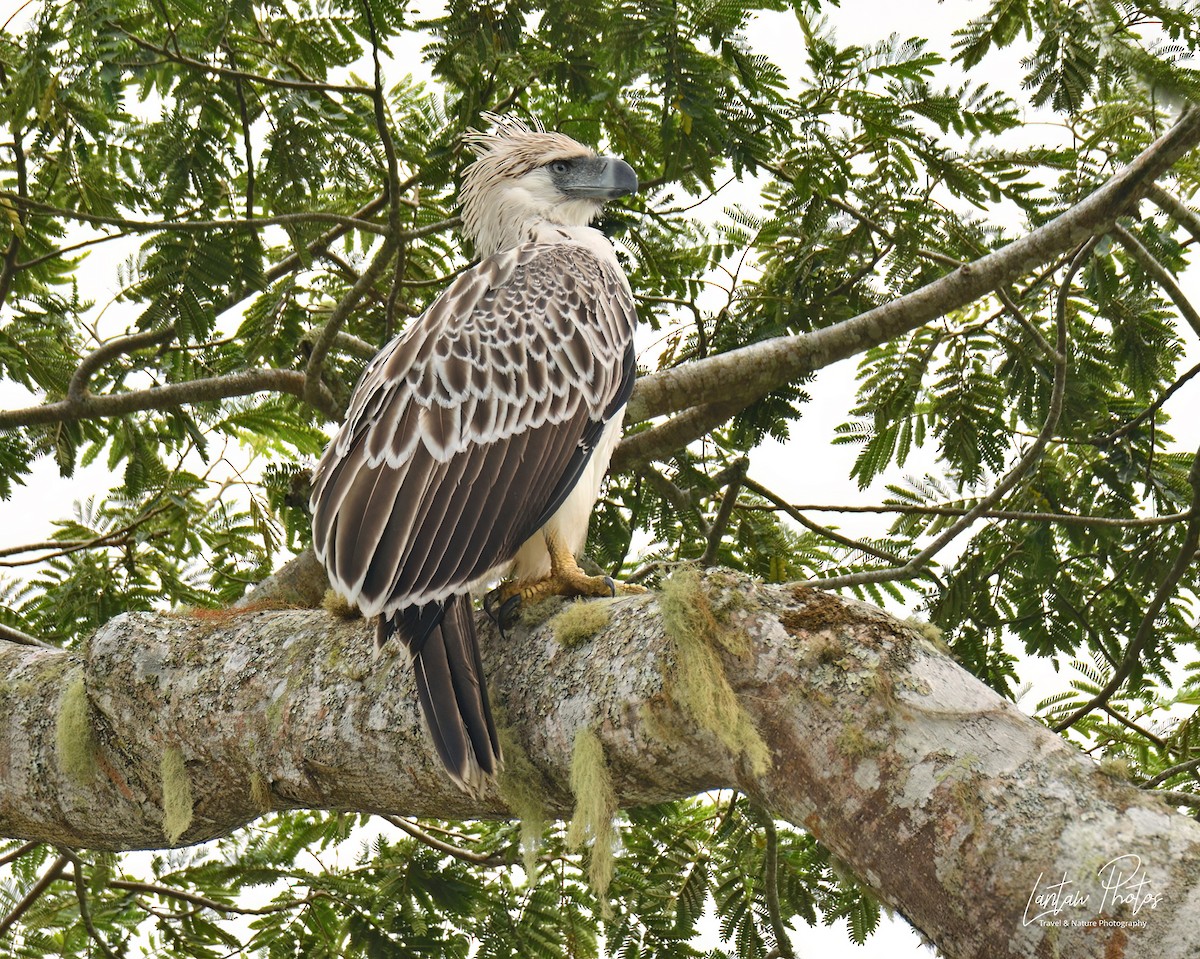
[[548, 159, 571, 175]]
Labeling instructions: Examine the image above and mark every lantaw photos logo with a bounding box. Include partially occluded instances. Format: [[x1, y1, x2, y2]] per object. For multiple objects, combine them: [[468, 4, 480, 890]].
[[1023, 855, 1165, 930]]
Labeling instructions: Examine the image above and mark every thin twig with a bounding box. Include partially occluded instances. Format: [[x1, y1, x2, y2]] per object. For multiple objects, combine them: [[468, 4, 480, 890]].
[[0, 63, 28, 313], [0, 193, 389, 237], [15, 230, 130, 271], [0, 853, 69, 937], [0, 622, 54, 649], [229, 56, 255, 217], [0, 501, 176, 568], [1102, 358, 1200, 442], [700, 458, 748, 566], [0, 368, 333, 429], [55, 872, 321, 916], [741, 501, 1190, 529], [751, 805, 796, 959], [1100, 705, 1167, 749], [1146, 183, 1200, 243], [1156, 790, 1200, 810], [1141, 755, 1200, 790], [381, 815, 506, 866], [994, 285, 1062, 362], [362, 0, 407, 339], [68, 327, 177, 402], [303, 239, 396, 407], [743, 477, 909, 565], [64, 851, 118, 959], [0, 841, 40, 868], [118, 28, 373, 95]]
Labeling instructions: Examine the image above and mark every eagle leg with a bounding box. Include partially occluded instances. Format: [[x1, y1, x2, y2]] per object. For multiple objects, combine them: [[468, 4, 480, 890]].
[[489, 530, 646, 626]]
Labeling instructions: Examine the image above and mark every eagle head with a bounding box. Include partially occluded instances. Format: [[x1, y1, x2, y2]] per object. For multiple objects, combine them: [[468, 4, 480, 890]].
[[460, 113, 638, 257]]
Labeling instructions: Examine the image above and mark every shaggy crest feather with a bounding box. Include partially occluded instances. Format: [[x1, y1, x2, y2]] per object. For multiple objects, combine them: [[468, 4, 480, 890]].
[[460, 113, 606, 257]]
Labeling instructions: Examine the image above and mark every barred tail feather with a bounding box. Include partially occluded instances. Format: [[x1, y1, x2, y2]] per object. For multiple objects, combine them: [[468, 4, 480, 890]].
[[379, 596, 502, 793]]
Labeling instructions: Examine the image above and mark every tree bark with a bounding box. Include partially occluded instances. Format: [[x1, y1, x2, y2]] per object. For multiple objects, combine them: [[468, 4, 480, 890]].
[[1, 570, 1196, 959]]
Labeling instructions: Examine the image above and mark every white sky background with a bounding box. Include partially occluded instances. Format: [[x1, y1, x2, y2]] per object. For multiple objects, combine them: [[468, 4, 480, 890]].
[[4, 0, 1200, 955]]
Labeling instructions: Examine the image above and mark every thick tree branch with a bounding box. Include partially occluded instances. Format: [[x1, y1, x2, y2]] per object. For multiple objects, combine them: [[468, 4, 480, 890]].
[[620, 108, 1200, 453], [2, 572, 1198, 958], [0, 369, 331, 429]]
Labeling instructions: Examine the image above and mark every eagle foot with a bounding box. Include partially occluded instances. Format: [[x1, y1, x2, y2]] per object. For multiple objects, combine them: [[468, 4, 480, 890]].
[[485, 551, 647, 633]]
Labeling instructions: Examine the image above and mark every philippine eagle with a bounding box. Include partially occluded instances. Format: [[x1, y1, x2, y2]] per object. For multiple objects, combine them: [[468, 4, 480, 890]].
[[311, 114, 640, 792]]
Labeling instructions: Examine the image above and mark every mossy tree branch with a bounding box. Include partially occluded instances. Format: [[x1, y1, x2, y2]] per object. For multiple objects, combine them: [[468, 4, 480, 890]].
[[1, 571, 1197, 959]]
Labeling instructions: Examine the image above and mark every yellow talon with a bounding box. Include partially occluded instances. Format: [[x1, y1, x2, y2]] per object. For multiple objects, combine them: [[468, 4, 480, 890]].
[[494, 531, 646, 611]]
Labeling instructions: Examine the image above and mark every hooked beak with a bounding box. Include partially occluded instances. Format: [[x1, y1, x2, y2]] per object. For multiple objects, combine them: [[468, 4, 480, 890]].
[[562, 156, 639, 200]]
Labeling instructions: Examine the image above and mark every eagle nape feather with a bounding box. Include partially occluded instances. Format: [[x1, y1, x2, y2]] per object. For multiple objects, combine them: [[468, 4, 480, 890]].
[[379, 597, 501, 794]]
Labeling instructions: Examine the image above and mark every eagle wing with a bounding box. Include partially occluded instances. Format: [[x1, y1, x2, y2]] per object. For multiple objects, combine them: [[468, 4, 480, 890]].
[[310, 239, 637, 617]]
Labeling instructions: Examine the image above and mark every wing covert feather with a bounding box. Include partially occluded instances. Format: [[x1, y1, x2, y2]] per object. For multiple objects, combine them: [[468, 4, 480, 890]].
[[311, 240, 636, 613]]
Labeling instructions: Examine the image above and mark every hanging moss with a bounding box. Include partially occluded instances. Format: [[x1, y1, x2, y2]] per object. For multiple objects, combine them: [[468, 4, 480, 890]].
[[55, 669, 97, 784], [550, 598, 614, 648], [659, 568, 771, 776], [249, 770, 273, 813], [161, 746, 194, 846], [566, 727, 617, 906], [495, 720, 551, 878]]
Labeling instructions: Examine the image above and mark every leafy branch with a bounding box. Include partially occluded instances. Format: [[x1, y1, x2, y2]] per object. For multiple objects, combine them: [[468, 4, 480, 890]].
[[806, 235, 1086, 589], [616, 108, 1200, 467], [1052, 443, 1200, 732]]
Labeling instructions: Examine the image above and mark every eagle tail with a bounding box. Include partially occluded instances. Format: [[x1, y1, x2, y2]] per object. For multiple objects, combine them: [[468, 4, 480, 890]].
[[379, 596, 502, 793]]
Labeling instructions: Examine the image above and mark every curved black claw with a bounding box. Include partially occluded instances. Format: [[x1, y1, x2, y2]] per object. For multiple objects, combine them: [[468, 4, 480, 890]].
[[483, 586, 503, 624], [603, 576, 617, 598], [498, 594, 523, 633], [483, 586, 523, 637]]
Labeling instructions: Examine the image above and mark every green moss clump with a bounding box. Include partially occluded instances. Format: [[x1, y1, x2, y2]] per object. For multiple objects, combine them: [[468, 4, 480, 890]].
[[567, 727, 617, 905], [322, 590, 360, 619], [659, 568, 771, 776], [495, 722, 551, 878], [838, 726, 885, 758], [904, 617, 953, 656], [56, 669, 97, 784], [161, 746, 194, 846], [550, 599, 614, 648], [518, 596, 563, 630]]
